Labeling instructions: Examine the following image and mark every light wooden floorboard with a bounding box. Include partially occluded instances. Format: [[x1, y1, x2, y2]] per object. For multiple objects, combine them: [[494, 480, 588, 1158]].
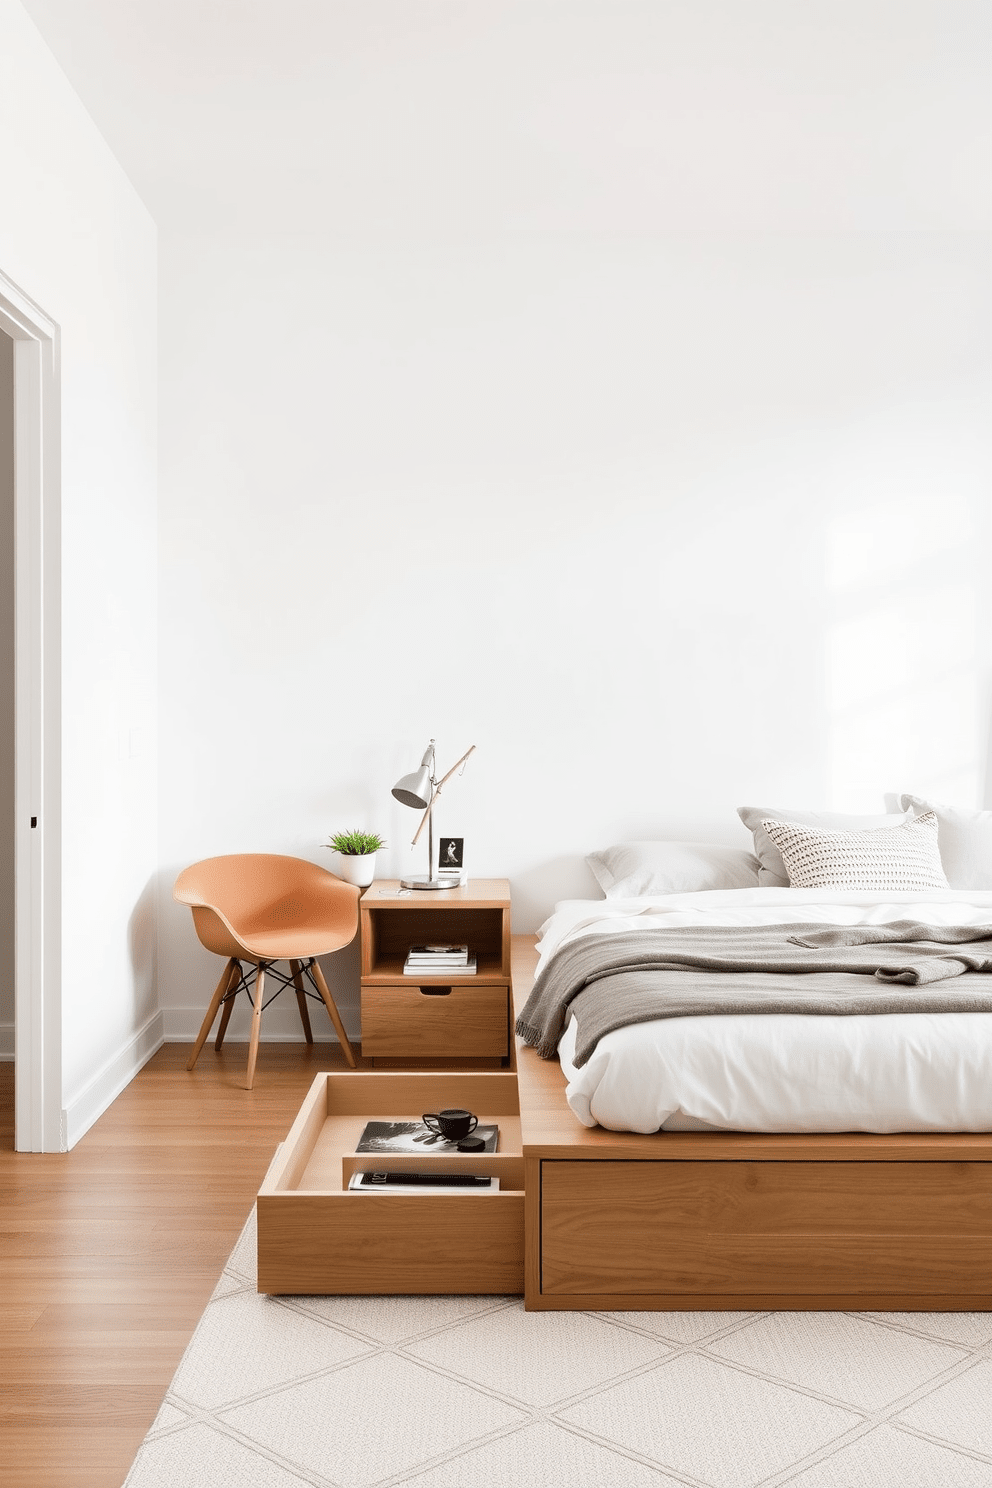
[[0, 1041, 366, 1488]]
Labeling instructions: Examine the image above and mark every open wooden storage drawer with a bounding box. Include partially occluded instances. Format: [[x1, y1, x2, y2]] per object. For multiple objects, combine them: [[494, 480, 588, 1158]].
[[257, 1071, 524, 1294]]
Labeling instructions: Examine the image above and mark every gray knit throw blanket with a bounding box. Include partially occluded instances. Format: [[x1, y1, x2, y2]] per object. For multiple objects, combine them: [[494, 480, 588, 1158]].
[[515, 921, 992, 1067]]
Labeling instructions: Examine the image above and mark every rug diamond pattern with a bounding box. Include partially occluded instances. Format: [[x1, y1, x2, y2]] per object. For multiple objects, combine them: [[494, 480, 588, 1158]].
[[124, 1211, 992, 1488]]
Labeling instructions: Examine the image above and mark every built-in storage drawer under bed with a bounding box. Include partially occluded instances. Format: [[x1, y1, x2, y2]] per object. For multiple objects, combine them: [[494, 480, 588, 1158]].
[[257, 1071, 524, 1295], [538, 1158, 992, 1306]]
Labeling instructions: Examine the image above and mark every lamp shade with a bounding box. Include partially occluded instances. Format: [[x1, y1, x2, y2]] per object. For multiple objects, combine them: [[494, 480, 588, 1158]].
[[391, 766, 432, 810]]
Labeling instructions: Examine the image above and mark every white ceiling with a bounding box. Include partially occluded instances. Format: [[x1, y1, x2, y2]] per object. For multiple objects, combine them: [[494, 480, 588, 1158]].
[[20, 0, 992, 233]]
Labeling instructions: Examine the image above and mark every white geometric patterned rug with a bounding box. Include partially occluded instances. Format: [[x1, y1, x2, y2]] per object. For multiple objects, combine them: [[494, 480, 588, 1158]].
[[124, 1211, 992, 1487]]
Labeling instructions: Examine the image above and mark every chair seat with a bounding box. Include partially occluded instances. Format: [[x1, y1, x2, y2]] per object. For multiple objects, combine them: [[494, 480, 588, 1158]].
[[235, 889, 358, 960], [175, 853, 361, 1086], [234, 924, 354, 960]]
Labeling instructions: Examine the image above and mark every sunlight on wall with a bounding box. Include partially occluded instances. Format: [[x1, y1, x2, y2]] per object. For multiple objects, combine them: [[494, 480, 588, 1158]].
[[825, 472, 984, 811]]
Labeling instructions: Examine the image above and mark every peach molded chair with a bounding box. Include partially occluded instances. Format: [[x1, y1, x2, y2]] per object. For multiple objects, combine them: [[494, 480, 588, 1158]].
[[174, 853, 360, 1089]]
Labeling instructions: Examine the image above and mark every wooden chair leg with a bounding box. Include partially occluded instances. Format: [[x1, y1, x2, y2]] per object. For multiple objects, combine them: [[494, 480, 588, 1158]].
[[309, 958, 357, 1068], [214, 965, 241, 1051], [245, 963, 266, 1090], [289, 959, 314, 1044], [187, 957, 240, 1072]]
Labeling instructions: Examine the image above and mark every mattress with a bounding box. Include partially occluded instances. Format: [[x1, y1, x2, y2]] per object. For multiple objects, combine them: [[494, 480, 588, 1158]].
[[539, 888, 992, 1134]]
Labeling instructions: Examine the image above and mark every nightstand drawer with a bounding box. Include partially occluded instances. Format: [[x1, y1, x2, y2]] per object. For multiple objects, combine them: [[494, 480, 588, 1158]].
[[361, 981, 509, 1059]]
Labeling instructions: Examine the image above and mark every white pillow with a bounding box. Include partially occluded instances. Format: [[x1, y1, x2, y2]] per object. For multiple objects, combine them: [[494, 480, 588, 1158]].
[[737, 804, 912, 888], [900, 794, 992, 889], [587, 841, 760, 899], [760, 812, 949, 891]]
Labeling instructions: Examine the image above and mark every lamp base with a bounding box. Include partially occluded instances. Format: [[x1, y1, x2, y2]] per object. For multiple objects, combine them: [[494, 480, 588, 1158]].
[[400, 874, 461, 891]]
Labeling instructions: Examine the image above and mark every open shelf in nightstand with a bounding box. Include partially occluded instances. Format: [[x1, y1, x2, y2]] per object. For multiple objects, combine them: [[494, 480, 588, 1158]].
[[363, 951, 506, 983]]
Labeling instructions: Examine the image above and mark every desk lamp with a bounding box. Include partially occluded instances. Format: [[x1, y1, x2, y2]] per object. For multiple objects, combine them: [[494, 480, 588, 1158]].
[[391, 739, 476, 890]]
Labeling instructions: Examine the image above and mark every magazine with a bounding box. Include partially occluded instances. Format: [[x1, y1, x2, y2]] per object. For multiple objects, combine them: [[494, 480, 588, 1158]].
[[355, 1120, 498, 1154], [348, 1172, 499, 1194]]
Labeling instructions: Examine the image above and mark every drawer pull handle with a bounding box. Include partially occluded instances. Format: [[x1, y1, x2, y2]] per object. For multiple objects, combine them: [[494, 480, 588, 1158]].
[[420, 986, 452, 996]]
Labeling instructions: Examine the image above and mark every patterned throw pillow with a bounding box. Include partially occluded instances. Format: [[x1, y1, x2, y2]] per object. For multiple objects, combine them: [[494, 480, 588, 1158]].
[[760, 811, 949, 891]]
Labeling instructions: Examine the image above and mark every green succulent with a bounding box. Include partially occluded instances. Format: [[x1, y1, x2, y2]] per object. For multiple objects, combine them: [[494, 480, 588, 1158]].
[[326, 829, 386, 856]]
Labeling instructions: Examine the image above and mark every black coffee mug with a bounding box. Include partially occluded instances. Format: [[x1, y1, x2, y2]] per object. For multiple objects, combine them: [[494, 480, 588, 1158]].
[[422, 1108, 478, 1142]]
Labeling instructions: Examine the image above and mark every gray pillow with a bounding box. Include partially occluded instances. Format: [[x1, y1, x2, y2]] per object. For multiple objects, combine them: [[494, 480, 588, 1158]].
[[900, 794, 992, 889], [737, 804, 912, 888], [587, 841, 760, 898]]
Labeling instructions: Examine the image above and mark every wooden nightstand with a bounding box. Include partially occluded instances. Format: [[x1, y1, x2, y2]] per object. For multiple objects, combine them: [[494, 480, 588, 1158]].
[[359, 879, 512, 1068]]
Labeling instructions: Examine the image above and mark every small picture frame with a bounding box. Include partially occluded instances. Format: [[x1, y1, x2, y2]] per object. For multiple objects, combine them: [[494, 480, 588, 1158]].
[[437, 836, 464, 872]]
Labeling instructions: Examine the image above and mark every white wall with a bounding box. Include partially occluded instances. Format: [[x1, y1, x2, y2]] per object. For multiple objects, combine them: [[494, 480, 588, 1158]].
[[0, 0, 158, 1140], [0, 330, 13, 1059], [1, 4, 988, 1097], [157, 229, 992, 1037]]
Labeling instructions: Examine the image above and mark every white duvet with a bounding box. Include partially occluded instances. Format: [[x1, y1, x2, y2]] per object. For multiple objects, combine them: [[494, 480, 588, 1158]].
[[539, 888, 992, 1134]]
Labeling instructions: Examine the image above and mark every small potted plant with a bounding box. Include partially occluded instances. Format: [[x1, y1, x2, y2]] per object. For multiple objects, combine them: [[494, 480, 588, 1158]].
[[325, 829, 386, 888]]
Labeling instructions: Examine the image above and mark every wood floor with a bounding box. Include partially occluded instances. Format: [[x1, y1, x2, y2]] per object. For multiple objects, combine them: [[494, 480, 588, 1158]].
[[0, 1041, 365, 1488]]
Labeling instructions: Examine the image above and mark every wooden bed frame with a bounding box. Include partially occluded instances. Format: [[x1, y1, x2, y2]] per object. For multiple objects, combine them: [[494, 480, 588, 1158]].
[[511, 937, 992, 1312]]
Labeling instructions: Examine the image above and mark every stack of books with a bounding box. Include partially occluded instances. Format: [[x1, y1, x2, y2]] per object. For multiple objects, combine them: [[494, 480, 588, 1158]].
[[403, 943, 477, 976]]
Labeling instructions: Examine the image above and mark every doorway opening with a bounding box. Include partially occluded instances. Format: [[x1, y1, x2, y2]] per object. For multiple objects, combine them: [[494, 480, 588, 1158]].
[[0, 271, 62, 1152], [1, 332, 13, 1083]]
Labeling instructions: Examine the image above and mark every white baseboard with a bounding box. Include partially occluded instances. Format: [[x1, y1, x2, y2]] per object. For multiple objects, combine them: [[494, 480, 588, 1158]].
[[55, 1000, 358, 1150], [161, 1004, 360, 1044], [62, 1011, 165, 1150], [0, 1020, 12, 1061]]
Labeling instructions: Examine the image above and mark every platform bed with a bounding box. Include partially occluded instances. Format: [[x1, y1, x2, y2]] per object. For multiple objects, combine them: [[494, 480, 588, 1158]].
[[512, 950, 992, 1313], [255, 941, 992, 1310]]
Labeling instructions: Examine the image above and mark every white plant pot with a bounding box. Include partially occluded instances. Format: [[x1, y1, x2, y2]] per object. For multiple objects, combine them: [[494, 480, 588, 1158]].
[[334, 852, 377, 888]]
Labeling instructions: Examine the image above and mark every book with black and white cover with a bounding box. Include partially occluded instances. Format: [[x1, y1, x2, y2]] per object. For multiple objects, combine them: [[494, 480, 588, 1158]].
[[348, 1171, 499, 1194], [355, 1120, 498, 1154]]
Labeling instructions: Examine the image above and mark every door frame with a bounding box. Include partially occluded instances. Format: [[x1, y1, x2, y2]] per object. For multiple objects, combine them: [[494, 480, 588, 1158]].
[[0, 270, 62, 1152]]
